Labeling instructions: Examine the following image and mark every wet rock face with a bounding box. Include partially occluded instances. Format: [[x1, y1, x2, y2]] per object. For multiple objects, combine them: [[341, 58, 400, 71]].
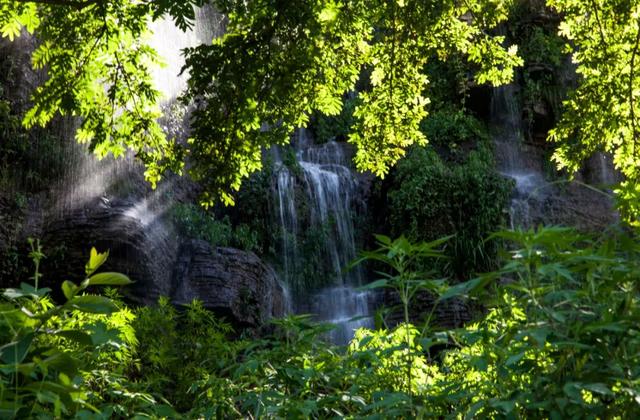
[[172, 240, 286, 328], [0, 32, 41, 111], [41, 201, 178, 304], [41, 204, 285, 329]]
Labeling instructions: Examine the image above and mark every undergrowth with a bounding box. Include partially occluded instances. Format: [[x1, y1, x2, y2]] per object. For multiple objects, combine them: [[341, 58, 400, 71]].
[[1, 226, 639, 418]]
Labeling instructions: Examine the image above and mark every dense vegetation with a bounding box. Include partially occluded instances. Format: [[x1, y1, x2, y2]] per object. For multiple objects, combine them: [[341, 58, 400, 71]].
[[1, 0, 640, 418], [2, 228, 640, 418]]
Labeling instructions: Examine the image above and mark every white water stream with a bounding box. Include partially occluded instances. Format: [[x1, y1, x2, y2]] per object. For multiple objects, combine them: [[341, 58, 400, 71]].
[[272, 129, 373, 344]]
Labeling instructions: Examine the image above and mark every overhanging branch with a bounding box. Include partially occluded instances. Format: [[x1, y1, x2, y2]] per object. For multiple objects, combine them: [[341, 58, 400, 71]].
[[14, 0, 101, 10]]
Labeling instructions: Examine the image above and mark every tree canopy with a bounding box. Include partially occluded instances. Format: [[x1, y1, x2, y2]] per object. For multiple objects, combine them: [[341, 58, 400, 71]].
[[1, 0, 520, 205], [546, 0, 640, 225], [1, 0, 640, 218]]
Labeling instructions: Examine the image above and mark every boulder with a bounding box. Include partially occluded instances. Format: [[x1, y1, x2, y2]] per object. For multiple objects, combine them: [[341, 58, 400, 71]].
[[172, 239, 286, 328]]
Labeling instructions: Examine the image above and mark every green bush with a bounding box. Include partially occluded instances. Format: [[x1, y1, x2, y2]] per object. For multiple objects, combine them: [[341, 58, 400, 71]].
[[209, 227, 640, 418], [171, 203, 262, 253], [231, 159, 278, 257], [132, 298, 238, 414], [387, 145, 511, 277], [310, 96, 359, 143], [3, 229, 640, 418], [420, 107, 489, 153], [0, 242, 167, 418], [437, 226, 640, 417]]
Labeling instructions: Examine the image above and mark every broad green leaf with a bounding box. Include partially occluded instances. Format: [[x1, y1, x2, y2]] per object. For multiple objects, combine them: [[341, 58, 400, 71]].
[[356, 279, 388, 290], [87, 272, 132, 286], [438, 276, 490, 301], [54, 330, 93, 347], [66, 295, 119, 314], [61, 280, 78, 300], [583, 383, 613, 396], [491, 399, 516, 414], [563, 382, 582, 402], [87, 322, 121, 346], [3, 282, 51, 299], [0, 332, 34, 364], [505, 351, 526, 367], [85, 248, 108, 276]]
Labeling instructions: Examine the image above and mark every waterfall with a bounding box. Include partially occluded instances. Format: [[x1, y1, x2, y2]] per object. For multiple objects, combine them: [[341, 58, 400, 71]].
[[53, 6, 225, 214], [148, 6, 224, 104], [490, 83, 545, 228], [272, 129, 373, 344]]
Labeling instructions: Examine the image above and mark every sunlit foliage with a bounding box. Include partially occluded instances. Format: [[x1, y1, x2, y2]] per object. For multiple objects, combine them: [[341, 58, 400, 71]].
[[0, 0, 520, 205], [2, 227, 640, 417], [547, 0, 640, 224], [182, 0, 521, 204]]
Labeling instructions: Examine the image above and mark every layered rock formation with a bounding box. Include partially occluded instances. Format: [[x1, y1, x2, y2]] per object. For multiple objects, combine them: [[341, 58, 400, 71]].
[[41, 201, 285, 328], [173, 240, 286, 328]]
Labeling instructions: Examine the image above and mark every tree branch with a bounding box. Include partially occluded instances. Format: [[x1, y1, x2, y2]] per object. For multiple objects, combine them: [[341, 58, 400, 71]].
[[14, 0, 101, 10], [590, 0, 609, 49], [629, 17, 640, 156]]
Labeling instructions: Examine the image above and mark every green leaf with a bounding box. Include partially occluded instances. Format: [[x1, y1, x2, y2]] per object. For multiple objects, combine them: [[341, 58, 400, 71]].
[[61, 280, 78, 300], [373, 234, 392, 246], [505, 351, 526, 367], [85, 247, 108, 276], [87, 321, 122, 346], [563, 382, 582, 401], [438, 276, 492, 301], [66, 295, 119, 314], [356, 279, 388, 290], [42, 350, 80, 376], [3, 282, 51, 299], [0, 332, 34, 364], [491, 399, 516, 414], [53, 330, 93, 347], [87, 272, 132, 286], [583, 383, 613, 396], [529, 328, 551, 346]]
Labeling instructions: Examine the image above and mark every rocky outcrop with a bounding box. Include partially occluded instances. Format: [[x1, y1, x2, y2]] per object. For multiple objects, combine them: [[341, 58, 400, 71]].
[[41, 202, 285, 329], [0, 30, 41, 111], [41, 200, 178, 304], [172, 240, 286, 328]]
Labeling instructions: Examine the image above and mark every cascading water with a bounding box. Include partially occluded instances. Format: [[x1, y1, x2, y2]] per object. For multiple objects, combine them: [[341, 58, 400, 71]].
[[490, 83, 546, 228], [149, 6, 223, 104], [54, 7, 224, 214], [272, 129, 373, 344]]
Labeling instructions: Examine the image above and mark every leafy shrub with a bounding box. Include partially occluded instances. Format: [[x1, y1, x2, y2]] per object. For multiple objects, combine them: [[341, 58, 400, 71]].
[[132, 298, 237, 413], [518, 26, 564, 68], [231, 159, 278, 256], [0, 242, 165, 418], [387, 145, 511, 277], [420, 107, 489, 154], [171, 203, 262, 253], [436, 226, 640, 417], [4, 228, 640, 418]]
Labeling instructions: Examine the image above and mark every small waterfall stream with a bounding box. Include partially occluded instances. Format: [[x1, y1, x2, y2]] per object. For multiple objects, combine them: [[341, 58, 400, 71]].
[[272, 129, 373, 344], [491, 83, 546, 228]]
